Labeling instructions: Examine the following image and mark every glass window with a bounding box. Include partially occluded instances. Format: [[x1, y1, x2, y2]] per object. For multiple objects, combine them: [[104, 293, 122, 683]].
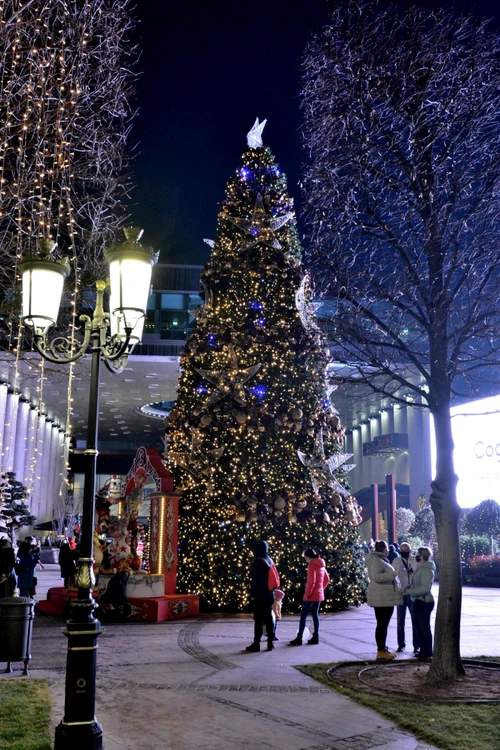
[[160, 293, 186, 310]]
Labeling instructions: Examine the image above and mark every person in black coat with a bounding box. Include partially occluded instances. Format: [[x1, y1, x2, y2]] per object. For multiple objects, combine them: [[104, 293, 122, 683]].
[[58, 542, 77, 589], [246, 539, 275, 653], [0, 538, 16, 597]]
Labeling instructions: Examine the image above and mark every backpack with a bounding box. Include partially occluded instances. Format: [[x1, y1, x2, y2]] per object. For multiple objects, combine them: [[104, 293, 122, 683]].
[[268, 563, 280, 591]]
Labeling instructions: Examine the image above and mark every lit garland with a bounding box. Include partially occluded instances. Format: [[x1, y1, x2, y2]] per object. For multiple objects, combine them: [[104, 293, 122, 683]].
[[0, 0, 136, 515], [165, 129, 367, 611], [0, 0, 137, 337]]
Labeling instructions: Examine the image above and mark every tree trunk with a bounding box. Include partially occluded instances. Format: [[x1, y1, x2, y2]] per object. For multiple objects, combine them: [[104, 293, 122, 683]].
[[427, 403, 465, 682]]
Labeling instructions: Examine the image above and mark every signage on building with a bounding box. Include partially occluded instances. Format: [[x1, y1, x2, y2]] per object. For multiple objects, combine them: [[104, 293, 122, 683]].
[[363, 432, 408, 456], [430, 393, 500, 508]]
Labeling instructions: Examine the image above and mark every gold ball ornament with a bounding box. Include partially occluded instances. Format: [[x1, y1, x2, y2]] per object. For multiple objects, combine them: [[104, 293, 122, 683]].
[[331, 493, 342, 507], [274, 496, 286, 510], [291, 408, 303, 420], [200, 415, 213, 427], [235, 512, 246, 522]]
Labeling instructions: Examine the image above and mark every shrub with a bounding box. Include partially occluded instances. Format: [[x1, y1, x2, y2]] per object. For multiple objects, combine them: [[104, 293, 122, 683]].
[[467, 555, 500, 578], [460, 535, 491, 561]]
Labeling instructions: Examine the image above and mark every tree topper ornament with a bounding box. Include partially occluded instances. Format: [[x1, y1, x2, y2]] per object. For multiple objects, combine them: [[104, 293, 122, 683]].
[[247, 117, 267, 148], [297, 429, 354, 497], [196, 346, 261, 407]]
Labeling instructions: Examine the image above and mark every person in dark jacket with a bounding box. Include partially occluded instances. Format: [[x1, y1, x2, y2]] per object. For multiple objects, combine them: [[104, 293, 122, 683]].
[[58, 542, 77, 589], [16, 542, 39, 597], [0, 538, 16, 597], [98, 570, 132, 622], [246, 539, 276, 653], [387, 544, 400, 563]]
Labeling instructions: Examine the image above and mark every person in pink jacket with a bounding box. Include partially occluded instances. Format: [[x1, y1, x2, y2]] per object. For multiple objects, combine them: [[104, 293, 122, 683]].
[[290, 548, 330, 645]]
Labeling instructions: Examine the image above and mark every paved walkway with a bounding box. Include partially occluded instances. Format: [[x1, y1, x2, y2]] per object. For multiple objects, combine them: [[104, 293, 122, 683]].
[[4, 566, 500, 750]]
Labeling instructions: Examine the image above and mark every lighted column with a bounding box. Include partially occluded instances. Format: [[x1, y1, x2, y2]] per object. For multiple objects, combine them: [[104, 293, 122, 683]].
[[13, 399, 30, 480], [380, 408, 393, 434], [350, 427, 363, 493], [44, 423, 60, 520], [39, 418, 54, 520], [149, 492, 180, 594], [24, 407, 39, 493], [393, 403, 408, 433], [32, 414, 47, 518], [49, 428, 67, 520], [0, 384, 8, 466], [3, 391, 20, 472], [361, 422, 372, 490], [54, 429, 67, 499]]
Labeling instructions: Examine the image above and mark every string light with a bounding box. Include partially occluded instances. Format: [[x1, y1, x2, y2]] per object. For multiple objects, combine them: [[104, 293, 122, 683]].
[[0, 0, 137, 522]]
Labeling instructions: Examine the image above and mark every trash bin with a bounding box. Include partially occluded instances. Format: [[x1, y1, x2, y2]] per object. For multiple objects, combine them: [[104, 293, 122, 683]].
[[0, 595, 35, 675]]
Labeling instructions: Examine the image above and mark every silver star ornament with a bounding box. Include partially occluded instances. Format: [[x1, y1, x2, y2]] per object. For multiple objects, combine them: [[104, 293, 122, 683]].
[[297, 429, 354, 497], [196, 346, 261, 407], [229, 193, 293, 251]]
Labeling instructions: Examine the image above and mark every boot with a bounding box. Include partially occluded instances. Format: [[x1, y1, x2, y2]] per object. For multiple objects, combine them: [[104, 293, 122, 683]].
[[376, 648, 396, 660], [308, 633, 319, 645], [246, 642, 260, 652], [267, 641, 274, 651], [289, 636, 302, 646]]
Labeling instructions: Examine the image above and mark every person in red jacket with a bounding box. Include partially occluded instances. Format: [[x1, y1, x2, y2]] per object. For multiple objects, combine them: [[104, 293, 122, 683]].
[[290, 548, 330, 646]]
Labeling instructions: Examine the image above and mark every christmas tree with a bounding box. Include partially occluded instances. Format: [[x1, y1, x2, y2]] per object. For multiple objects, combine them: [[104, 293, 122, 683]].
[[165, 120, 366, 611]]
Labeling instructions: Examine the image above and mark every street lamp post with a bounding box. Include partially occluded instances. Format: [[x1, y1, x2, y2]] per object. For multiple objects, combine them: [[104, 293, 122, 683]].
[[20, 228, 158, 750]]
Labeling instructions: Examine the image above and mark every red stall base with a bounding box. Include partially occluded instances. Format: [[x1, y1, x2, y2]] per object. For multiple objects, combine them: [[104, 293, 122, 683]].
[[37, 586, 199, 622]]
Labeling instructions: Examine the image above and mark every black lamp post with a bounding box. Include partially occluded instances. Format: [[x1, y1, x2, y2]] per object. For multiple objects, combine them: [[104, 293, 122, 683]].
[[20, 228, 158, 749]]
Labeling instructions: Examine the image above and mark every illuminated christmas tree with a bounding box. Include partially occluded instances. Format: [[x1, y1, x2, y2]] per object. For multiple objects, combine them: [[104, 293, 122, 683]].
[[165, 120, 366, 611]]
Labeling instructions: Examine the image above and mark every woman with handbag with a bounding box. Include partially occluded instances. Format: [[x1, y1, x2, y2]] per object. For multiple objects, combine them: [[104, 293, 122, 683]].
[[366, 540, 403, 659]]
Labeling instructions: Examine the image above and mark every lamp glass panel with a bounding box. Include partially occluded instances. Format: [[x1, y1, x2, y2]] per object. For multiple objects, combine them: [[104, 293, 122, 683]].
[[110, 309, 144, 346], [109, 257, 152, 329], [22, 267, 64, 333]]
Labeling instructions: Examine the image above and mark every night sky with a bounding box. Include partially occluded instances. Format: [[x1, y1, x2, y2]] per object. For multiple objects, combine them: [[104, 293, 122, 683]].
[[130, 0, 499, 266]]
